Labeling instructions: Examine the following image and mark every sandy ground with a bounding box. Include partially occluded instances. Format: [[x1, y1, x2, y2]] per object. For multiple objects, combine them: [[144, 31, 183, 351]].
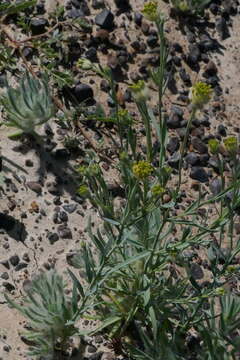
[[0, 0, 240, 359]]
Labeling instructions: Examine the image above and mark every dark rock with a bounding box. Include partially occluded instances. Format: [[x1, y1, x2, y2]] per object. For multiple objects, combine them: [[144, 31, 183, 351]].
[[190, 263, 204, 280], [15, 262, 28, 271], [216, 17, 229, 40], [167, 107, 183, 129], [48, 232, 59, 244], [63, 204, 77, 213], [187, 44, 201, 67], [147, 35, 158, 48], [185, 152, 200, 166], [88, 345, 97, 353], [0, 260, 10, 270], [89, 352, 103, 360], [167, 137, 180, 154], [57, 225, 72, 239], [208, 157, 221, 172], [190, 167, 209, 183], [199, 154, 209, 166], [0, 214, 15, 231], [73, 83, 94, 103], [9, 255, 20, 267], [168, 152, 180, 169], [203, 60, 218, 77], [95, 9, 114, 30], [134, 12, 142, 26], [217, 124, 227, 137], [209, 3, 219, 15], [67, 8, 85, 18], [27, 181, 42, 194], [2, 282, 15, 292], [172, 42, 183, 53], [206, 76, 219, 87], [0, 272, 9, 280], [10, 183, 18, 193], [25, 159, 34, 167], [191, 137, 208, 154], [179, 68, 191, 86], [54, 148, 70, 159], [199, 37, 217, 52], [46, 182, 60, 196], [59, 211, 68, 222], [30, 17, 48, 35], [92, 0, 105, 9], [85, 47, 97, 61], [210, 178, 222, 196]]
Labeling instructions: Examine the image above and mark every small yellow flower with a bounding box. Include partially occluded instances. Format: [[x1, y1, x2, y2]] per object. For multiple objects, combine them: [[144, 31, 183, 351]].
[[129, 80, 149, 101], [142, 1, 159, 22], [77, 165, 87, 175], [77, 58, 93, 70], [118, 109, 128, 117], [151, 184, 164, 197], [189, 82, 213, 109], [132, 160, 154, 179], [224, 137, 238, 155], [88, 163, 101, 176], [215, 287, 226, 296], [77, 184, 90, 197], [226, 265, 238, 274], [119, 151, 128, 161], [208, 139, 220, 155]]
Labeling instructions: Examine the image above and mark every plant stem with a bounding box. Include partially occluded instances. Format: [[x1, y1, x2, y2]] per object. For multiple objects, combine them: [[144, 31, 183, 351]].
[[176, 107, 196, 193], [136, 101, 153, 162]]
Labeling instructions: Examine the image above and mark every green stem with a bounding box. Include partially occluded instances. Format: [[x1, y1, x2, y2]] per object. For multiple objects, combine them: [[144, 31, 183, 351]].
[[137, 101, 153, 162], [176, 108, 196, 194]]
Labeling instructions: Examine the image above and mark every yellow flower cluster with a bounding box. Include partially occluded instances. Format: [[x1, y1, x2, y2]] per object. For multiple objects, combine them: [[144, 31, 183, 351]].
[[77, 184, 89, 197], [129, 80, 149, 101], [151, 184, 164, 197], [208, 139, 220, 155], [141, 1, 159, 21], [132, 160, 154, 179], [224, 137, 238, 155], [77, 58, 93, 70], [189, 82, 213, 109]]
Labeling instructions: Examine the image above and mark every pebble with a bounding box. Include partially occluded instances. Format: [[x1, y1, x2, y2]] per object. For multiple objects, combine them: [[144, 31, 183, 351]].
[[2, 282, 15, 292], [210, 178, 222, 196], [47, 232, 59, 244], [95, 9, 114, 29], [0, 214, 15, 231], [9, 255, 20, 267], [215, 17, 229, 40], [73, 83, 94, 103], [57, 225, 72, 239], [191, 137, 208, 154], [190, 263, 204, 280], [30, 17, 48, 35], [185, 152, 200, 166], [167, 137, 180, 154], [27, 181, 42, 194], [63, 204, 77, 213], [190, 167, 209, 183], [15, 262, 28, 271]]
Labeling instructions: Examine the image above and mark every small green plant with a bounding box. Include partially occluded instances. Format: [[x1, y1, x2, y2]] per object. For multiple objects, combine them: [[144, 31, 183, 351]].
[[5, 270, 78, 358], [171, 0, 212, 15], [0, 72, 55, 139]]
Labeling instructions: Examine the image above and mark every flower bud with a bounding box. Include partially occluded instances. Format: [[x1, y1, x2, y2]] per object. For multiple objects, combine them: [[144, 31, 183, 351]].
[[208, 139, 220, 155], [132, 160, 154, 179], [189, 82, 213, 110]]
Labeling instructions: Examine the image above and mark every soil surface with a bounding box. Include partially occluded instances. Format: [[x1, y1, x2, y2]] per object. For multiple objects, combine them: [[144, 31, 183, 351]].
[[0, 0, 240, 359]]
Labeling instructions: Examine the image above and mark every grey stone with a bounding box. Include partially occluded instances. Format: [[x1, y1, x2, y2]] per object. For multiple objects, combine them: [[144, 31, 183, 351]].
[[95, 9, 114, 29], [190, 167, 209, 183]]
